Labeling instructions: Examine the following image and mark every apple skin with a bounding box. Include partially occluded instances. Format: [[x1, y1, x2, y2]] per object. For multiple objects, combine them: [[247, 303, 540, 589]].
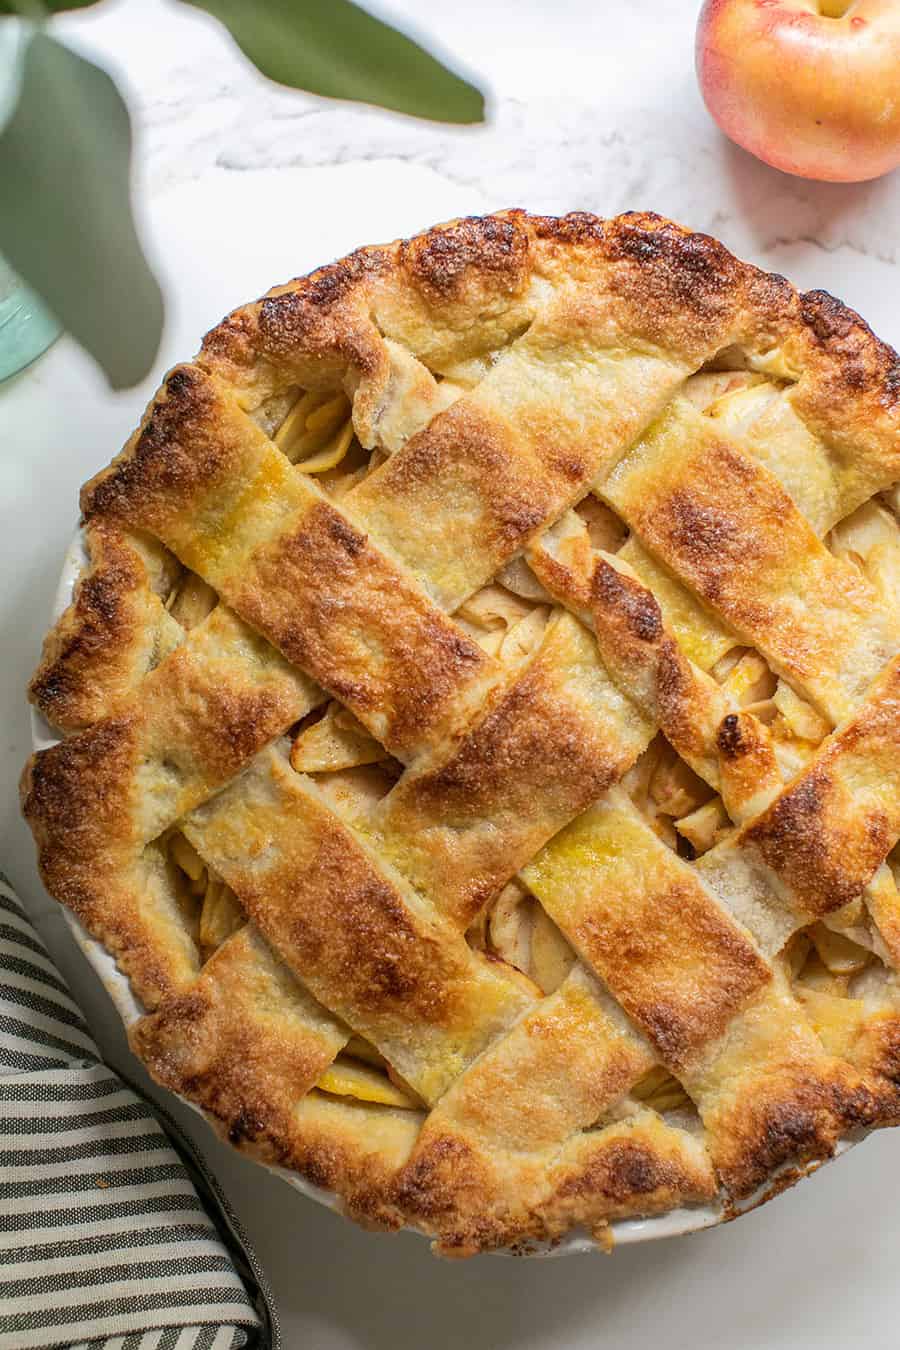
[[696, 0, 900, 182]]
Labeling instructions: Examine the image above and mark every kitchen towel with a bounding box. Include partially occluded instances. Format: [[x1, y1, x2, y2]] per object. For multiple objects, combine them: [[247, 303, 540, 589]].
[[0, 871, 277, 1350]]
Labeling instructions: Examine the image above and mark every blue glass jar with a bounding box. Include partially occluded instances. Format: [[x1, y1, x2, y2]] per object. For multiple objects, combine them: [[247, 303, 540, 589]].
[[0, 256, 60, 382], [0, 21, 60, 381]]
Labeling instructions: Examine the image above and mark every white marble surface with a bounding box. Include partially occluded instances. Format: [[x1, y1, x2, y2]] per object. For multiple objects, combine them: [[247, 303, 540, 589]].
[[3, 2, 900, 1347]]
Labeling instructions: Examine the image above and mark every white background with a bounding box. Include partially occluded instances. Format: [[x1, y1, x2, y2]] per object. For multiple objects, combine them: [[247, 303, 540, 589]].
[[2, 3, 899, 1346]]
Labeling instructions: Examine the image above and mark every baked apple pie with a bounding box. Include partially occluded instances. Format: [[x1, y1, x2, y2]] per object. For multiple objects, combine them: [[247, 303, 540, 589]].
[[23, 211, 900, 1255]]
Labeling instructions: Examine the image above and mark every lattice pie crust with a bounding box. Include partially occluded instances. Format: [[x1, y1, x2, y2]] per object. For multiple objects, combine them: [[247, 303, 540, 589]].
[[22, 212, 900, 1255]]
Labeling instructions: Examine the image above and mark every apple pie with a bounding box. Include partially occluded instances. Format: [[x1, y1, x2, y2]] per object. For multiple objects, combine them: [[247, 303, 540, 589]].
[[22, 211, 900, 1255]]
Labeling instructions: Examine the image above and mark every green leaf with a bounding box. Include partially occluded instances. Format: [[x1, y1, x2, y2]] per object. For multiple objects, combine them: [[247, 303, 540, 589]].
[[0, 3, 100, 12], [0, 32, 163, 388], [184, 0, 484, 124]]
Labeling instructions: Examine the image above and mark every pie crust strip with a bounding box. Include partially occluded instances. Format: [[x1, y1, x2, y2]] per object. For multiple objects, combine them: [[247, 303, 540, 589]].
[[602, 399, 900, 724]]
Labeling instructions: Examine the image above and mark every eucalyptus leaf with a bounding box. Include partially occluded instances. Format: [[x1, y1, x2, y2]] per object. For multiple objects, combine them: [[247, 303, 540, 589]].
[[185, 0, 484, 123], [0, 2, 99, 11], [0, 32, 163, 388]]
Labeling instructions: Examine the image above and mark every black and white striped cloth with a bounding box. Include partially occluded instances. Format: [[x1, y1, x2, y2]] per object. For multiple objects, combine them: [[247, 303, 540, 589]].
[[0, 873, 276, 1350]]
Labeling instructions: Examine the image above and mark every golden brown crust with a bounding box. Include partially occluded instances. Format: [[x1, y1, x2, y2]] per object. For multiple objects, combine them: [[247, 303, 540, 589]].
[[228, 494, 495, 758], [20, 721, 198, 1008], [524, 791, 771, 1071], [683, 973, 891, 1199], [791, 289, 900, 513], [29, 523, 182, 732], [188, 211, 900, 472], [131, 924, 347, 1136], [603, 400, 900, 724], [134, 936, 419, 1232], [703, 1050, 886, 1199], [528, 523, 748, 796], [384, 968, 698, 1253], [742, 656, 900, 917], [21, 606, 318, 1007], [544, 1115, 717, 1236], [82, 366, 240, 535], [83, 371, 500, 762], [397, 1110, 717, 1257], [22, 209, 900, 1255], [714, 711, 782, 822], [375, 612, 652, 928], [181, 747, 531, 1105]]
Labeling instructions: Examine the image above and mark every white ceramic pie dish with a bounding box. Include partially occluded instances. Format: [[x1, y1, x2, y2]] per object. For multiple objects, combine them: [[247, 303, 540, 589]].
[[30, 527, 859, 1256]]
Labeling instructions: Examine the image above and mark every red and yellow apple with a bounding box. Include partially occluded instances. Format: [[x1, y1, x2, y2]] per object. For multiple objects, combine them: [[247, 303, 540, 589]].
[[696, 0, 900, 181]]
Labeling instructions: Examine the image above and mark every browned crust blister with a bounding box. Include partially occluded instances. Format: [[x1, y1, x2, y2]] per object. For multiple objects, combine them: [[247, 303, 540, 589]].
[[29, 522, 182, 732], [742, 656, 900, 917], [131, 931, 419, 1234], [704, 1048, 891, 1201], [20, 719, 199, 1007], [20, 210, 900, 1255]]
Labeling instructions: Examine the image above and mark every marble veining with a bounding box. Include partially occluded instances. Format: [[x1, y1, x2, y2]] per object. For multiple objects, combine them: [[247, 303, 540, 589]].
[[55, 0, 900, 264]]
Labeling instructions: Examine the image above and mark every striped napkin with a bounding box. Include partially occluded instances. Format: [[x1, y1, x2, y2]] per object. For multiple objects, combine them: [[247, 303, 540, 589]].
[[0, 873, 277, 1350]]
